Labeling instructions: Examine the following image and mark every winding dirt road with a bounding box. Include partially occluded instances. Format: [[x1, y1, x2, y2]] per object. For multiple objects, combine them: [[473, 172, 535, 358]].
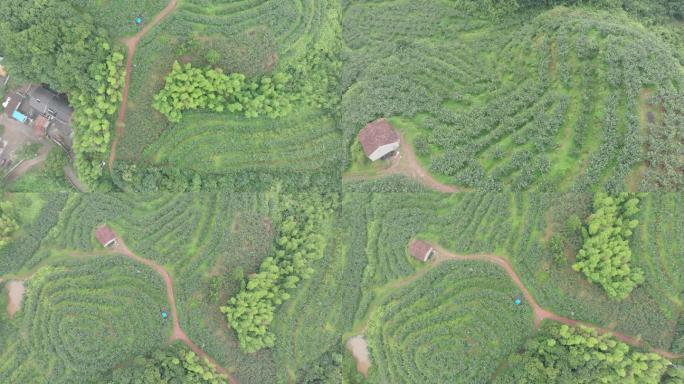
[[108, 230, 238, 384], [429, 244, 680, 359], [108, 0, 179, 174]]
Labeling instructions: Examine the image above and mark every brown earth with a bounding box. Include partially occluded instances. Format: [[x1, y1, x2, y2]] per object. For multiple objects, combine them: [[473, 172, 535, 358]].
[[109, 231, 239, 383], [109, 0, 179, 174], [346, 335, 370, 378], [5, 280, 25, 318]]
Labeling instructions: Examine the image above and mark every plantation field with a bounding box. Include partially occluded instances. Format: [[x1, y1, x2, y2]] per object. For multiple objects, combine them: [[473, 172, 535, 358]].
[[341, 1, 684, 192], [144, 107, 341, 175], [367, 261, 533, 384], [113, 0, 343, 191], [0, 256, 169, 383], [74, 0, 168, 37], [0, 191, 682, 383]]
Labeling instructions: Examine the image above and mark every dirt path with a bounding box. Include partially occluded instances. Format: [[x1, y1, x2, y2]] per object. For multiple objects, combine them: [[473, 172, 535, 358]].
[[430, 244, 681, 360], [345, 131, 461, 193], [109, 231, 238, 384], [108, 0, 179, 174], [3, 145, 50, 183]]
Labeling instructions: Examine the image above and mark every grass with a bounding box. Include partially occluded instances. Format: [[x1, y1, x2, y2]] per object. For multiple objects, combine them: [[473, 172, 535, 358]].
[[7, 166, 73, 193]]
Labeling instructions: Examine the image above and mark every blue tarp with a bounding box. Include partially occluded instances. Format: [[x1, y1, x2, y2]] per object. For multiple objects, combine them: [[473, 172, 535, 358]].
[[11, 110, 27, 123]]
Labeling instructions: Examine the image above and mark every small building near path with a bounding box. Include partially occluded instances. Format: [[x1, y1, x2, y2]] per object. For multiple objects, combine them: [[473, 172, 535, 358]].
[[358, 118, 400, 161], [409, 239, 435, 262], [95, 225, 117, 248]]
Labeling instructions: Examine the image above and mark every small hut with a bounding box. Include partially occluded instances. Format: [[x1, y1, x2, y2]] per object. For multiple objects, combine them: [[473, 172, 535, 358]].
[[95, 225, 117, 248], [409, 239, 435, 262], [358, 118, 400, 161]]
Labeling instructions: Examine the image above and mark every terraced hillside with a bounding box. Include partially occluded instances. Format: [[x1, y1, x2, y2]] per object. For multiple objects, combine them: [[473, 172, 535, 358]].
[[114, 0, 343, 191], [341, 1, 684, 192], [367, 261, 533, 384], [0, 256, 169, 383]]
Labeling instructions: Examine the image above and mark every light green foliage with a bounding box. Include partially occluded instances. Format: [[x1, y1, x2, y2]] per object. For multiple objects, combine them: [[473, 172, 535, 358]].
[[109, 342, 227, 384], [71, 49, 126, 185], [221, 193, 336, 353], [497, 323, 671, 383], [572, 193, 644, 300], [153, 62, 250, 122], [0, 201, 18, 247]]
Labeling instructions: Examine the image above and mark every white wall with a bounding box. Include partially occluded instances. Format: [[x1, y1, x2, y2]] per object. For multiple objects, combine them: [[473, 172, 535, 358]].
[[369, 141, 399, 161]]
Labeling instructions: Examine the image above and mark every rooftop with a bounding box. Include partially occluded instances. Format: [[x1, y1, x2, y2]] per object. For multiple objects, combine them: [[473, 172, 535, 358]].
[[409, 239, 434, 262], [95, 225, 117, 247], [358, 118, 399, 157]]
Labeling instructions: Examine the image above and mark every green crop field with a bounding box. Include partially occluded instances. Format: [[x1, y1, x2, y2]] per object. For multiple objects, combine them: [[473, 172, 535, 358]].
[[367, 261, 533, 384], [0, 256, 169, 383], [341, 1, 684, 192], [113, 0, 343, 191], [0, 191, 683, 382]]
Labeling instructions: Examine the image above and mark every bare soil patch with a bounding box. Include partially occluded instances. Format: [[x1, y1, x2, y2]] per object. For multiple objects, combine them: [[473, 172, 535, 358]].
[[6, 280, 25, 318], [346, 335, 371, 378]]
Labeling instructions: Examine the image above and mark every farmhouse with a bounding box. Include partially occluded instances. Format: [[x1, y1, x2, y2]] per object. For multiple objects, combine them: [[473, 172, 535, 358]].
[[95, 225, 117, 248], [409, 239, 435, 262], [3, 85, 74, 147], [358, 118, 400, 161], [18, 85, 73, 124]]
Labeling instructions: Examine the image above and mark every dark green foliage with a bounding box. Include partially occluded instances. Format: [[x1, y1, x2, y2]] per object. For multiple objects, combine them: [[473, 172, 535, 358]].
[[221, 193, 337, 353], [109, 342, 228, 384], [0, 0, 125, 186], [496, 323, 671, 383], [572, 193, 644, 300]]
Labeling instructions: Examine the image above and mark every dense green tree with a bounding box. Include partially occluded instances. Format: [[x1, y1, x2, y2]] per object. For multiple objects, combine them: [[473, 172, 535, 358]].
[[109, 342, 227, 384], [221, 194, 336, 353], [498, 323, 671, 383], [0, 0, 125, 186], [572, 193, 644, 299]]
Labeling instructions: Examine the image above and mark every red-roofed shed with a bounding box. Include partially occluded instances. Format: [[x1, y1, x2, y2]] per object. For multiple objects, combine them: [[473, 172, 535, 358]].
[[409, 239, 434, 262], [358, 118, 400, 161], [34, 115, 50, 138], [95, 225, 117, 247]]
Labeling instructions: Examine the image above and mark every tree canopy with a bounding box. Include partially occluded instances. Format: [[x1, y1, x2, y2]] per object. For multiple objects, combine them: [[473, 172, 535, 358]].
[[0, 0, 125, 187], [497, 323, 671, 383], [572, 193, 644, 300]]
